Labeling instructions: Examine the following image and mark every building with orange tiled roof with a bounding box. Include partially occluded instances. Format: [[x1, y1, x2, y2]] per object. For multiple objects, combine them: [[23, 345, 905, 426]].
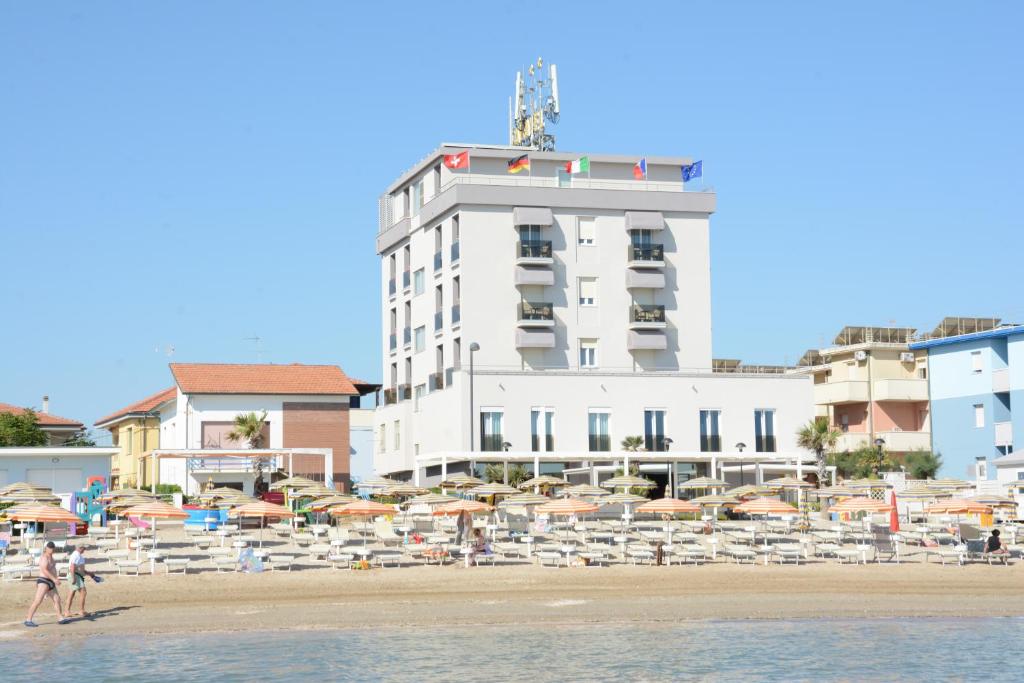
[[0, 398, 84, 446], [95, 363, 379, 495]]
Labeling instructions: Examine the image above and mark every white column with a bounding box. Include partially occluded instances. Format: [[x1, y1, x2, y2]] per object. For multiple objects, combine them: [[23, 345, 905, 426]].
[[324, 449, 334, 490], [710, 455, 717, 481], [503, 460, 509, 485], [441, 455, 448, 482], [755, 462, 763, 485], [534, 455, 540, 494]]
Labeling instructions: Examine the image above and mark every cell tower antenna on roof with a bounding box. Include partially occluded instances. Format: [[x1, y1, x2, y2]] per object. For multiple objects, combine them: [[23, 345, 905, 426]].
[[509, 57, 560, 151]]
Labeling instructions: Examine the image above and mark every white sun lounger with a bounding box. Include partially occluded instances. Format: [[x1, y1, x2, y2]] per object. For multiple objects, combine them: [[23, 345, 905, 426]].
[[116, 560, 143, 576], [270, 554, 297, 571]]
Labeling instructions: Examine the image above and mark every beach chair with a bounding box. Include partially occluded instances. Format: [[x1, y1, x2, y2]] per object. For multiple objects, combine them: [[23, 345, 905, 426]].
[[871, 528, 901, 564], [673, 543, 707, 565], [192, 535, 215, 550], [833, 548, 863, 565], [935, 548, 965, 566], [1, 558, 34, 581], [270, 554, 297, 571], [116, 560, 143, 576], [373, 520, 403, 546], [535, 550, 563, 568], [376, 550, 403, 568], [212, 555, 238, 572], [772, 544, 803, 565], [723, 544, 756, 564], [307, 543, 332, 561], [495, 542, 525, 560], [327, 553, 355, 570], [164, 558, 190, 575]]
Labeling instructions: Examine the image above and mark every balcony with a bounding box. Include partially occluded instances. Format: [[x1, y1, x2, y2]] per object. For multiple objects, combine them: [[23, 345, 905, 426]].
[[588, 435, 611, 452], [518, 301, 555, 327], [813, 380, 870, 405], [388, 333, 397, 352], [434, 311, 443, 331], [402, 271, 411, 290], [403, 327, 412, 347], [516, 240, 553, 266], [627, 330, 667, 351], [834, 432, 870, 452], [628, 304, 666, 330], [755, 436, 777, 453], [433, 251, 443, 272], [626, 270, 665, 289], [388, 278, 396, 298], [995, 421, 1013, 447], [188, 457, 262, 474], [450, 241, 460, 263], [398, 384, 412, 401], [480, 435, 505, 452], [515, 265, 555, 287], [451, 304, 461, 326], [627, 244, 665, 268], [873, 378, 929, 402], [516, 328, 555, 348], [993, 368, 1010, 394], [699, 435, 722, 453], [875, 430, 930, 452], [428, 372, 444, 392], [384, 388, 398, 405]]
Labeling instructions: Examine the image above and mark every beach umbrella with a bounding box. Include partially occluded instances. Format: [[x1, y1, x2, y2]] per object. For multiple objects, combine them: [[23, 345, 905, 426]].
[[829, 498, 896, 514], [600, 474, 657, 491], [926, 499, 992, 515], [563, 484, 611, 498], [293, 485, 338, 499], [967, 494, 1017, 508], [309, 494, 359, 510], [470, 483, 522, 497], [0, 482, 53, 496], [636, 497, 701, 515], [353, 477, 403, 492], [724, 485, 763, 499], [439, 474, 485, 490], [765, 476, 813, 489], [535, 498, 599, 542], [229, 501, 295, 548], [599, 493, 649, 505], [380, 484, 430, 498], [734, 497, 798, 516], [926, 479, 972, 491], [7, 504, 82, 524], [330, 500, 397, 546], [270, 476, 317, 491], [433, 500, 493, 516], [96, 488, 157, 501], [497, 493, 550, 508], [401, 493, 460, 507], [121, 501, 188, 567], [846, 479, 891, 491], [0, 490, 61, 504], [817, 485, 864, 499], [898, 485, 950, 500], [518, 475, 569, 490], [677, 477, 729, 492]]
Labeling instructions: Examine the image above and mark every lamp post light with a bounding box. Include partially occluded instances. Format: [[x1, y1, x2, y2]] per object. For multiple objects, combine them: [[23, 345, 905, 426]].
[[468, 342, 480, 459], [874, 437, 886, 477], [736, 442, 746, 486]]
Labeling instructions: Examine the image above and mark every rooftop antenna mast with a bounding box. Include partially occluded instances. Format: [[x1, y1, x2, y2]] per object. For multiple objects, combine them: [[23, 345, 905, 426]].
[[244, 334, 264, 363], [509, 57, 560, 151]]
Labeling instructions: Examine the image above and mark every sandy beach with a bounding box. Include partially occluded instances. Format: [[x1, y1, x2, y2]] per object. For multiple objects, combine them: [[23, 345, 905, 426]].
[[3, 561, 1023, 639]]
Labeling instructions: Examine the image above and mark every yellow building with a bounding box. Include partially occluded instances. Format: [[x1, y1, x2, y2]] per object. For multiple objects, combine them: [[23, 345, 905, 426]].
[[94, 387, 175, 488]]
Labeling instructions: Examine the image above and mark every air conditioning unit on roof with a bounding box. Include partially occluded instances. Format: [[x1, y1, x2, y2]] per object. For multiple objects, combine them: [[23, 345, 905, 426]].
[[854, 350, 868, 362], [899, 352, 915, 363]]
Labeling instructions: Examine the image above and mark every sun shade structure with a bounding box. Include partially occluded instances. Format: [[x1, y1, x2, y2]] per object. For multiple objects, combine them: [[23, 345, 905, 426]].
[[122, 501, 189, 519], [598, 493, 649, 505], [518, 475, 569, 489], [676, 477, 729, 490], [353, 477, 403, 491], [229, 501, 295, 519], [926, 499, 993, 515], [691, 494, 740, 507], [535, 498, 600, 516], [0, 482, 53, 495], [97, 488, 157, 501], [724, 485, 760, 499], [764, 477, 813, 489], [926, 479, 972, 491], [106, 496, 158, 512], [898, 485, 950, 500], [497, 493, 551, 507], [967, 494, 1017, 508], [433, 500, 493, 516], [636, 498, 701, 515], [439, 474, 486, 489], [846, 479, 892, 490], [563, 484, 611, 497], [401, 493, 461, 507], [470, 483, 522, 497], [380, 484, 430, 497], [308, 495, 359, 510], [829, 498, 895, 514], [817, 485, 864, 498], [6, 504, 82, 524], [330, 500, 396, 517], [734, 498, 798, 516], [0, 491, 61, 504], [293, 485, 337, 498], [600, 475, 656, 490], [269, 476, 318, 491]]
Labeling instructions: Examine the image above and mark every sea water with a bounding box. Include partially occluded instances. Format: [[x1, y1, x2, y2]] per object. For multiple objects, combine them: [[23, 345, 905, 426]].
[[1, 618, 1020, 681]]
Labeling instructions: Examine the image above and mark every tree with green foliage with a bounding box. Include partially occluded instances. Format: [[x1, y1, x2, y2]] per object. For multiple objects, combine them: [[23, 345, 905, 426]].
[[0, 409, 48, 447], [828, 445, 899, 480], [795, 418, 841, 488], [63, 429, 97, 447], [483, 462, 529, 487], [227, 411, 268, 448], [902, 449, 943, 480], [621, 435, 645, 452]]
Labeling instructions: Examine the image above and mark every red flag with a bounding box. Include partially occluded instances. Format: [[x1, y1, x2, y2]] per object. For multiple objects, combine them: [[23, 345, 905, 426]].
[[889, 490, 900, 532], [443, 151, 469, 169]]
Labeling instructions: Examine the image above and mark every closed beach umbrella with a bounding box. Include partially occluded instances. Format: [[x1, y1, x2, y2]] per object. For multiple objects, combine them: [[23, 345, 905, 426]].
[[600, 475, 656, 491], [229, 501, 295, 547]]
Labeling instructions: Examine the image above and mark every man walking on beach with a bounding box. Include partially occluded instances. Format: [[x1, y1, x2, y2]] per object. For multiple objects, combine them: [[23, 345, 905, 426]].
[[25, 541, 70, 627], [66, 544, 99, 617]]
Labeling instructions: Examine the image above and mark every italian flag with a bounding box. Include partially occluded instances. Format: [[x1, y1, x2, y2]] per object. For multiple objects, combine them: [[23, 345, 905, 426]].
[[565, 156, 590, 174]]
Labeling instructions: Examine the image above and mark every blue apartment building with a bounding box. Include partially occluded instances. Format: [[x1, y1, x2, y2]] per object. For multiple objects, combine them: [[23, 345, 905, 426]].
[[910, 325, 1023, 479]]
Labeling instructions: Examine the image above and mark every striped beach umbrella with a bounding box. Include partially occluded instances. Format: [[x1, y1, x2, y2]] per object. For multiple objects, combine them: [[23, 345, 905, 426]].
[[433, 499, 493, 516], [7, 504, 82, 524], [734, 497, 798, 516], [677, 476, 729, 491], [330, 500, 396, 517], [817, 485, 864, 499], [898, 485, 950, 500], [440, 474, 485, 489], [401, 493, 460, 507], [380, 484, 430, 498], [518, 475, 569, 490], [97, 488, 157, 501], [0, 482, 52, 495], [497, 493, 550, 508], [294, 485, 338, 499], [846, 479, 891, 490], [535, 498, 600, 516], [926, 479, 972, 491], [829, 498, 895, 514], [967, 494, 1017, 508], [270, 476, 317, 491], [724, 485, 761, 499], [636, 497, 701, 515], [122, 501, 188, 519], [765, 476, 813, 489], [0, 491, 61, 504], [600, 474, 657, 490], [229, 500, 295, 547], [470, 483, 522, 497], [563, 484, 611, 498], [926, 499, 992, 515], [599, 493, 649, 505], [691, 494, 740, 507], [308, 494, 359, 510]]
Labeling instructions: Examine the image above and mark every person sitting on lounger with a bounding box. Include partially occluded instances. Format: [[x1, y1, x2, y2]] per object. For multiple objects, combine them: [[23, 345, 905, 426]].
[[985, 529, 1009, 555], [468, 528, 491, 562]]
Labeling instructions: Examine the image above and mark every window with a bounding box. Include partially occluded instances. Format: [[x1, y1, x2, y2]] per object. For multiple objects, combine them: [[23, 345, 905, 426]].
[[433, 226, 443, 271], [531, 408, 555, 452], [579, 339, 598, 368], [754, 409, 776, 453], [578, 217, 596, 246], [588, 410, 611, 452], [971, 351, 983, 374], [392, 420, 401, 449], [411, 181, 423, 216], [434, 285, 443, 330], [645, 409, 666, 451], [402, 188, 410, 218], [390, 362, 398, 388], [699, 409, 721, 452], [630, 229, 654, 248], [414, 384, 425, 411], [974, 404, 985, 428], [414, 326, 426, 353], [377, 425, 386, 452], [453, 337, 462, 369], [413, 268, 425, 295], [432, 164, 441, 196], [578, 277, 597, 306], [520, 225, 543, 243], [840, 414, 849, 432], [125, 427, 133, 455], [480, 410, 504, 452]]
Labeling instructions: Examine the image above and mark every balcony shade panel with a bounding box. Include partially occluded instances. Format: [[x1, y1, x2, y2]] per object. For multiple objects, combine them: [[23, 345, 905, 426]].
[[515, 266, 555, 287], [624, 211, 665, 230], [512, 206, 553, 226], [626, 270, 665, 289], [628, 330, 667, 350], [516, 329, 556, 348]]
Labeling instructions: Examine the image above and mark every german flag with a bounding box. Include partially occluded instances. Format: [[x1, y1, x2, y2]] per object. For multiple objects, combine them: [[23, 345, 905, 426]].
[[507, 154, 530, 174]]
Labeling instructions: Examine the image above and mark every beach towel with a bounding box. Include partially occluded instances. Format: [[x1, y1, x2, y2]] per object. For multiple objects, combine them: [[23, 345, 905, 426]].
[[128, 516, 151, 530]]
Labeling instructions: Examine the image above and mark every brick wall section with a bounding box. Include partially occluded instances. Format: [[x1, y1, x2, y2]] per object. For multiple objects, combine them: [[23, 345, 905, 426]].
[[282, 402, 350, 491]]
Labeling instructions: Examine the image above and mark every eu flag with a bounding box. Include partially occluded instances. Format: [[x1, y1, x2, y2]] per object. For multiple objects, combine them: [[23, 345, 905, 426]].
[[682, 160, 703, 183]]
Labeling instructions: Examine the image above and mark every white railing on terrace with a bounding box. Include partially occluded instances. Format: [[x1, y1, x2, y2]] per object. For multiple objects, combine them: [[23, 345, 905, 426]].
[[438, 174, 706, 195], [454, 364, 798, 377], [187, 457, 263, 473]]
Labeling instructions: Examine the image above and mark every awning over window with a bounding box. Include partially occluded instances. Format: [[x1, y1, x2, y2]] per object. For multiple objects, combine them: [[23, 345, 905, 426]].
[[624, 211, 664, 231], [512, 207, 553, 226]]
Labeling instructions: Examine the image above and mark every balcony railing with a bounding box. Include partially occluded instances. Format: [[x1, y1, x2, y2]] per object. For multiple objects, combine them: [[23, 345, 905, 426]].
[[434, 311, 443, 331], [630, 304, 666, 324], [433, 251, 443, 271], [388, 278, 396, 297], [450, 241, 460, 263], [480, 434, 505, 452], [755, 436, 777, 453], [532, 435, 555, 452], [388, 333, 397, 352], [646, 435, 670, 452], [700, 435, 722, 453], [628, 244, 665, 263], [402, 271, 411, 290], [403, 327, 411, 346], [429, 372, 444, 391], [398, 384, 412, 401], [518, 301, 554, 322], [517, 240, 553, 259], [384, 388, 398, 405], [589, 435, 611, 452], [451, 304, 461, 326]]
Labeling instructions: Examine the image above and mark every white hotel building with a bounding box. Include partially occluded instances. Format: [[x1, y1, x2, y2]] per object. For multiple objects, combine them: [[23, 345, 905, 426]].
[[373, 144, 813, 491]]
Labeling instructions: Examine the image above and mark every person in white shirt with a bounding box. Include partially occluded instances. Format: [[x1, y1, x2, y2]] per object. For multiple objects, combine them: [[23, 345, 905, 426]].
[[66, 544, 97, 617]]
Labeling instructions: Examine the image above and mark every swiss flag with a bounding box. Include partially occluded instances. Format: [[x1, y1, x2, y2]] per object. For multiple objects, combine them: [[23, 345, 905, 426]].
[[444, 151, 469, 170]]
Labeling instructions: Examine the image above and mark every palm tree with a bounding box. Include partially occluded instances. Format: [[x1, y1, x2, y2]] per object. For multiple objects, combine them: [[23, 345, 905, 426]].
[[228, 411, 268, 449], [483, 463, 529, 487], [796, 418, 841, 488], [621, 435, 645, 452]]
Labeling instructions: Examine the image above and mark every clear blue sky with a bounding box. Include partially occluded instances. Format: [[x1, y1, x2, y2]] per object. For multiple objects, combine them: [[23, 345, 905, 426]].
[[2, 2, 1021, 432]]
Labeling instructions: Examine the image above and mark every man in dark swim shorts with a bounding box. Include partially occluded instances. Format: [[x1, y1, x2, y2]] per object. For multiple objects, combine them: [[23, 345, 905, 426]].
[[25, 541, 70, 627]]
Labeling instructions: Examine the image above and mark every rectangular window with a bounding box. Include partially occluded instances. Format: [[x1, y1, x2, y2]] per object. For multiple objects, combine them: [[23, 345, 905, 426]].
[[411, 181, 423, 216], [531, 408, 555, 452], [579, 339, 598, 368], [699, 409, 722, 452], [578, 277, 597, 306], [971, 351, 983, 374], [377, 425, 386, 452], [414, 326, 426, 353], [480, 410, 504, 452], [413, 384, 425, 411], [432, 164, 441, 196], [453, 337, 462, 369], [754, 409, 776, 453], [974, 404, 984, 428], [393, 420, 400, 450], [577, 217, 596, 246], [126, 427, 133, 456], [413, 268, 425, 295], [588, 410, 611, 452], [644, 409, 666, 451]]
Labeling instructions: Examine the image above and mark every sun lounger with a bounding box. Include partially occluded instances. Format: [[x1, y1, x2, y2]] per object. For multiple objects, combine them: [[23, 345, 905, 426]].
[[212, 556, 238, 572], [269, 554, 297, 571], [627, 548, 656, 566], [116, 560, 143, 576], [673, 543, 707, 565], [535, 550, 563, 568], [723, 544, 757, 564], [376, 551, 403, 568], [833, 548, 862, 564], [934, 548, 965, 566], [982, 551, 1010, 566], [163, 558, 190, 575], [773, 544, 803, 565], [495, 542, 525, 560], [327, 553, 355, 570], [192, 535, 215, 549], [579, 551, 609, 567], [307, 543, 332, 561], [1, 560, 34, 581]]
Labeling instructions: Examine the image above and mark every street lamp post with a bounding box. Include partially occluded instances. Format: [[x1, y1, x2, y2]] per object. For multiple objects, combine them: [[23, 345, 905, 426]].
[[874, 437, 886, 477], [469, 342, 480, 475], [736, 442, 746, 486], [663, 437, 674, 496]]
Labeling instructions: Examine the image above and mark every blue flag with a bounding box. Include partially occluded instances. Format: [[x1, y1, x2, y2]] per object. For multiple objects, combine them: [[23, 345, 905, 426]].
[[681, 160, 703, 183]]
